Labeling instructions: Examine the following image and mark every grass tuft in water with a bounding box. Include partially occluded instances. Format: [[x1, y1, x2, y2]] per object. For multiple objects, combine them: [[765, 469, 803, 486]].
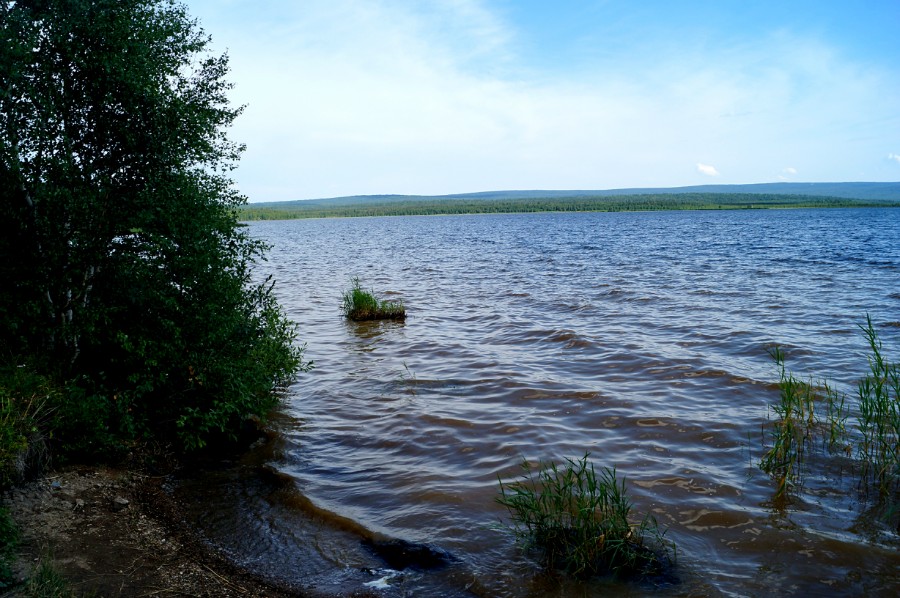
[[761, 315, 899, 509], [497, 454, 674, 580], [341, 277, 406, 321], [759, 346, 824, 502], [856, 315, 900, 497]]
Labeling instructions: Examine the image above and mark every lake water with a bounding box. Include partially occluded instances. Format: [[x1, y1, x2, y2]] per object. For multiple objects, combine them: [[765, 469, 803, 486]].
[[176, 208, 900, 597]]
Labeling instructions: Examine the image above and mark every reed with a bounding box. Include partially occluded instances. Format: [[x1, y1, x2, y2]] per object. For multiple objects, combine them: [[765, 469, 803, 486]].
[[856, 315, 900, 496], [340, 277, 406, 321], [760, 316, 899, 506], [497, 454, 673, 579], [759, 347, 818, 501]]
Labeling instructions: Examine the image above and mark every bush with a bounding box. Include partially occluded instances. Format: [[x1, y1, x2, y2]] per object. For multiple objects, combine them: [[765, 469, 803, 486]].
[[0, 1, 308, 455], [497, 454, 674, 579], [341, 277, 406, 321]]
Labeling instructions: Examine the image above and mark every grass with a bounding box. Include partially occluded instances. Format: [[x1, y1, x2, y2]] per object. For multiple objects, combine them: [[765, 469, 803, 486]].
[[24, 555, 81, 597], [341, 277, 406, 321], [758, 347, 845, 502], [760, 315, 899, 511], [856, 315, 900, 496], [497, 454, 674, 580], [0, 366, 52, 491]]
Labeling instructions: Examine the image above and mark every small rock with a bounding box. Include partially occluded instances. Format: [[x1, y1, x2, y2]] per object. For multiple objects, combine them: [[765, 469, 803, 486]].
[[112, 496, 130, 511], [74, 499, 85, 511]]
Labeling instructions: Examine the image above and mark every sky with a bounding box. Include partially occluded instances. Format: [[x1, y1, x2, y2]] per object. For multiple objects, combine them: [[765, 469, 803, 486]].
[[185, 0, 900, 203]]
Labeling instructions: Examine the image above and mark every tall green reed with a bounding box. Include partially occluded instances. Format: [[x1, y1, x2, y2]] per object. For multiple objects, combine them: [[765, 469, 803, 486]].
[[759, 347, 820, 502], [761, 315, 898, 507], [856, 315, 900, 496]]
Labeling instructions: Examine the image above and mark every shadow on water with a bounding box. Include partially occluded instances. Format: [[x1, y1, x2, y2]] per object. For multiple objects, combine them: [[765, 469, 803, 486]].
[[174, 428, 474, 597], [175, 422, 687, 597]]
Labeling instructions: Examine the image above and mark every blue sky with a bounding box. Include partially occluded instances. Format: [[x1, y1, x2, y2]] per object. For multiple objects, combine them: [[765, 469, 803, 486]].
[[186, 0, 900, 202]]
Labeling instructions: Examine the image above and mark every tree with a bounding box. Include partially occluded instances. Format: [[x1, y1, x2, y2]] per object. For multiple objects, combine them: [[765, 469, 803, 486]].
[[0, 0, 306, 453]]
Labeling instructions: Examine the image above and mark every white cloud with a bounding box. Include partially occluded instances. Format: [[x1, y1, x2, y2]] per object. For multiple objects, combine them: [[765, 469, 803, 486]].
[[777, 166, 798, 180], [185, 1, 900, 200], [696, 163, 720, 177]]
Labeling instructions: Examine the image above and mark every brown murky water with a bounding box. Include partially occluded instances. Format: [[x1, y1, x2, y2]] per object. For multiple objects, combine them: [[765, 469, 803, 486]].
[[177, 209, 899, 596]]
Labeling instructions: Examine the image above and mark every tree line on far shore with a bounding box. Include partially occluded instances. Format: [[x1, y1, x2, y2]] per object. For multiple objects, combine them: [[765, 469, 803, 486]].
[[240, 193, 895, 220]]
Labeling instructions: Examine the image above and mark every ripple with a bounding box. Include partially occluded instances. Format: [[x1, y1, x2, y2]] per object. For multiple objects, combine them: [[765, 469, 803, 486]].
[[179, 209, 900, 598]]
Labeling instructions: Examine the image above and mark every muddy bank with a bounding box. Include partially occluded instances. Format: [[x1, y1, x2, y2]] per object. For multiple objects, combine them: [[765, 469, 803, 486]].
[[3, 465, 379, 597]]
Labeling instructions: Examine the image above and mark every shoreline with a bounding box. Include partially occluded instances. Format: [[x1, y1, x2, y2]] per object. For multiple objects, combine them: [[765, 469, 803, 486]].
[[4, 464, 374, 597]]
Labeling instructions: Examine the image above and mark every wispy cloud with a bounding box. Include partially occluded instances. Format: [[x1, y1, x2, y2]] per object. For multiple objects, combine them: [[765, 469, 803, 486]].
[[186, 0, 900, 200], [889, 153, 900, 165], [697, 163, 720, 177], [782, 167, 798, 175]]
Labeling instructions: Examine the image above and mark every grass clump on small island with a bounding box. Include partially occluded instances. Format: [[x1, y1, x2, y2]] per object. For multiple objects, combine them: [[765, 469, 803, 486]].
[[341, 277, 406, 321], [497, 454, 674, 580]]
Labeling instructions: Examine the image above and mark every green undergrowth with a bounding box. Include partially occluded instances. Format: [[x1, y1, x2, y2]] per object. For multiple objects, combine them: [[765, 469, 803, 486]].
[[760, 316, 900, 518], [0, 366, 53, 490], [341, 277, 406, 321], [497, 454, 675, 580]]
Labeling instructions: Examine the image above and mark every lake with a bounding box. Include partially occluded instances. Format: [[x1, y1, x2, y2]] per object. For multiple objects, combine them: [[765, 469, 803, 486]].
[[176, 208, 899, 596]]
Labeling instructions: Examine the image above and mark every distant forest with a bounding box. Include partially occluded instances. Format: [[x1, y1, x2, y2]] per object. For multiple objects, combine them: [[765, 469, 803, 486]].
[[240, 192, 898, 221]]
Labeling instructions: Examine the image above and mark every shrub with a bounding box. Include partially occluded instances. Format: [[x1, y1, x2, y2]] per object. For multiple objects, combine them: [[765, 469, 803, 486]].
[[0, 0, 309, 455], [341, 277, 406, 321], [497, 454, 674, 579]]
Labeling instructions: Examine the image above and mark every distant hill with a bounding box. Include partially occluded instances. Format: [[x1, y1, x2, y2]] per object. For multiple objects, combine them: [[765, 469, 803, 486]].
[[250, 182, 900, 209]]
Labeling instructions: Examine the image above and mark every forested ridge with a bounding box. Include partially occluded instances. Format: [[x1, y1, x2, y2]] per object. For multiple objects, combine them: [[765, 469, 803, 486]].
[[241, 192, 895, 220]]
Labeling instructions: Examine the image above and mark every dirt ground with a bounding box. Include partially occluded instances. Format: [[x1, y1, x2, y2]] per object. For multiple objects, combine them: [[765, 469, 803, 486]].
[[3, 465, 352, 597]]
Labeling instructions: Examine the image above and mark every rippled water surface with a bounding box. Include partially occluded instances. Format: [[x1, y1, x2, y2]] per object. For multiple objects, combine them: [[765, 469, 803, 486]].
[[177, 209, 900, 596]]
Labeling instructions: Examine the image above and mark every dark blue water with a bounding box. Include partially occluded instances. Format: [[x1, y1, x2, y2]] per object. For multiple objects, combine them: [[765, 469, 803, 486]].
[[179, 208, 900, 596]]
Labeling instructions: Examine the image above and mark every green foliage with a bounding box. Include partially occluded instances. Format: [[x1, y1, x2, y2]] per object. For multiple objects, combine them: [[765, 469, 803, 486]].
[[239, 193, 895, 220], [0, 507, 18, 590], [0, 0, 306, 455], [497, 454, 673, 579], [341, 277, 406, 321]]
